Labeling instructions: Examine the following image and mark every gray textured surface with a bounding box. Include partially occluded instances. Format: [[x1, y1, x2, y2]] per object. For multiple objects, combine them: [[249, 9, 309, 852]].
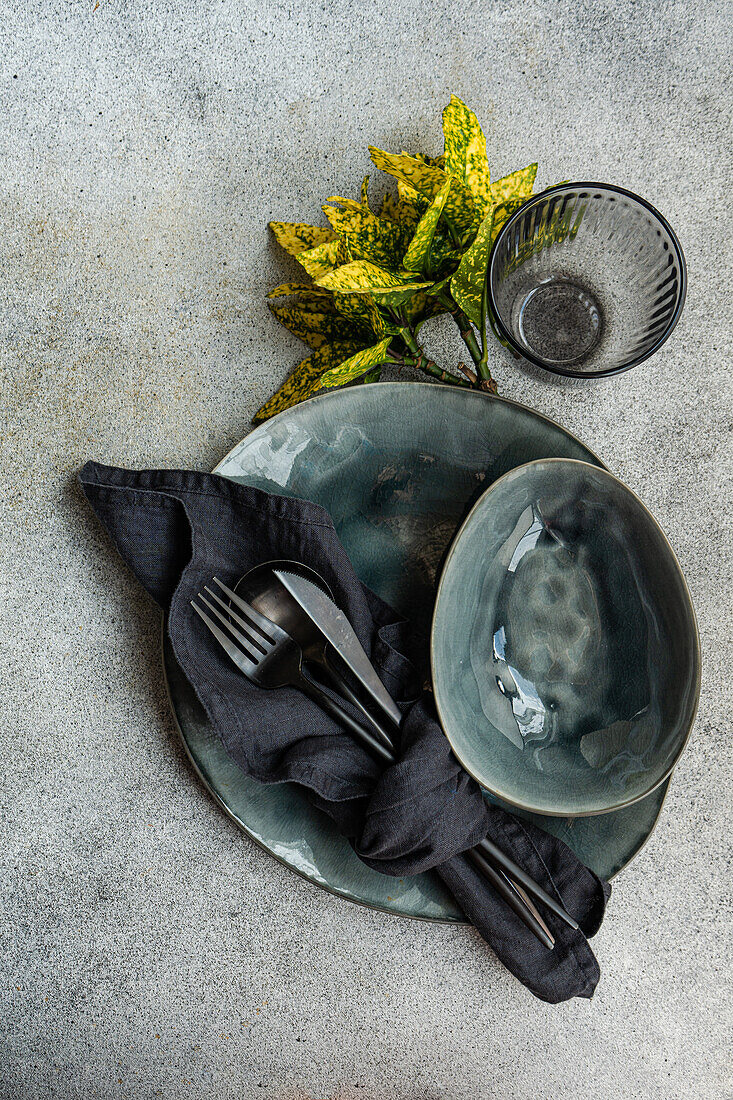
[[1, 1, 731, 1097]]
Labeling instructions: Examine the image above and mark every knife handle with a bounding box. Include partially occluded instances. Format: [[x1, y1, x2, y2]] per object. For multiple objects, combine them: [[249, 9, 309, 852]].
[[297, 674, 396, 766], [322, 657, 400, 751]]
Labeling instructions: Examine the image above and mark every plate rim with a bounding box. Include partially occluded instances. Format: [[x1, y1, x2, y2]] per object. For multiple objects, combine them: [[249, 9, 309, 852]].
[[214, 380, 607, 476]]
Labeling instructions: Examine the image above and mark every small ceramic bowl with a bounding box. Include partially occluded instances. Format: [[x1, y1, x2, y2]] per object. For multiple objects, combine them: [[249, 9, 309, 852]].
[[431, 459, 700, 816]]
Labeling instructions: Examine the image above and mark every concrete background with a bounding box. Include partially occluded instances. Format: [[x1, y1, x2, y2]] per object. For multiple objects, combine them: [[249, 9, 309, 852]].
[[1, 1, 731, 1096]]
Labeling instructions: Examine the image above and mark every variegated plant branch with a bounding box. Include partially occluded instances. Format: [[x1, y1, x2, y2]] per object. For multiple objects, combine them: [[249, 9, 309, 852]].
[[254, 96, 545, 423]]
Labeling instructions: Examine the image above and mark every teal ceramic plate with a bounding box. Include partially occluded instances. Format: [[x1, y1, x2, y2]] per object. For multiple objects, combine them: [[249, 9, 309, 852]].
[[162, 383, 671, 920]]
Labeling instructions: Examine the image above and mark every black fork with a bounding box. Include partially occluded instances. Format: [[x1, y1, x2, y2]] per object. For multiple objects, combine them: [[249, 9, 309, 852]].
[[192, 578, 394, 764]]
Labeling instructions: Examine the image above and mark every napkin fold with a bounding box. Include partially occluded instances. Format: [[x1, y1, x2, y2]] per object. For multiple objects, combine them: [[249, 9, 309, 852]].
[[79, 460, 610, 1003]]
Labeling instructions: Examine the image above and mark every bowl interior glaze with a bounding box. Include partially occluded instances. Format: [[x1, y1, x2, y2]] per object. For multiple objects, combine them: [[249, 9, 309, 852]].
[[432, 459, 699, 816]]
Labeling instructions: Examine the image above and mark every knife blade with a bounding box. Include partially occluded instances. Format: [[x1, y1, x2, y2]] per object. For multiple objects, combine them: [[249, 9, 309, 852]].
[[273, 569, 403, 729]]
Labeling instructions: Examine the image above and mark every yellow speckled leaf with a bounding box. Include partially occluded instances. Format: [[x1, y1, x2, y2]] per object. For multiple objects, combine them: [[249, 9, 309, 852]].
[[369, 147, 475, 241], [269, 222, 335, 256], [396, 180, 429, 229], [450, 207, 495, 327], [317, 261, 431, 306], [296, 238, 351, 279], [442, 96, 492, 216], [465, 132, 492, 216], [416, 153, 446, 169], [379, 191, 400, 222], [252, 340, 364, 423], [404, 287, 447, 327], [269, 305, 371, 348], [322, 200, 406, 270], [361, 176, 370, 209], [402, 179, 451, 273], [325, 194, 362, 212], [268, 283, 326, 299], [309, 338, 392, 395], [267, 284, 338, 311], [490, 164, 538, 206], [428, 228, 462, 275], [490, 196, 526, 244], [331, 291, 387, 337]]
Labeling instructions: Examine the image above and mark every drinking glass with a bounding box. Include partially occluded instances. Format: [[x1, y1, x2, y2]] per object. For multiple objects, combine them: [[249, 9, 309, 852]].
[[488, 183, 686, 378]]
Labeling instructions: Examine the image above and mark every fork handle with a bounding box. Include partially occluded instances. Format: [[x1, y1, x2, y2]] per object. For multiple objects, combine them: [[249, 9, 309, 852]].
[[297, 675, 396, 766], [465, 848, 555, 949], [321, 657, 397, 752]]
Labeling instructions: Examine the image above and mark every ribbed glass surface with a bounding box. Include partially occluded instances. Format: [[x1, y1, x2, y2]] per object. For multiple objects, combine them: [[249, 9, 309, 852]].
[[488, 184, 686, 377]]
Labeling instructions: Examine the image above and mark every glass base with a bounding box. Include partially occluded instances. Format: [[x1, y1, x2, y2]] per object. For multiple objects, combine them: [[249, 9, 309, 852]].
[[517, 279, 602, 365]]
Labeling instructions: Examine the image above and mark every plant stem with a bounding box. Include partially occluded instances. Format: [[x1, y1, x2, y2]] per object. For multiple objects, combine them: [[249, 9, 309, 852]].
[[436, 291, 482, 366], [410, 352, 470, 386], [457, 362, 478, 384], [476, 273, 493, 382], [396, 325, 470, 388], [455, 312, 482, 365]]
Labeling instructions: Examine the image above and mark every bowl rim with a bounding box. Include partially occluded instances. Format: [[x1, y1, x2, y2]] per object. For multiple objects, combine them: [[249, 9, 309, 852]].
[[487, 181, 688, 379], [430, 456, 702, 817]]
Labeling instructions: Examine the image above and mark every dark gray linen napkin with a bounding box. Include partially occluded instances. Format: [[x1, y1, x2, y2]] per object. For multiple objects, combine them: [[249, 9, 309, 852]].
[[79, 460, 610, 1003]]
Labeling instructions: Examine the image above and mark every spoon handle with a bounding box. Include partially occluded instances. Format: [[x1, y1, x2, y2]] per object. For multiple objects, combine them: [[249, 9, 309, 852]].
[[296, 673, 396, 766], [322, 656, 397, 751]]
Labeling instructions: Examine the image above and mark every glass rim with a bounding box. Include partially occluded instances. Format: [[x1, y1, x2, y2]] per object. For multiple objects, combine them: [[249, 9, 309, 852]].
[[487, 181, 688, 379]]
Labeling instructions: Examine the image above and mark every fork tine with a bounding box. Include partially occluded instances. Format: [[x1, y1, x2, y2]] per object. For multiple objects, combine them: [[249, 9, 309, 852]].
[[197, 594, 264, 663], [191, 601, 259, 678], [211, 577, 278, 644], [203, 586, 271, 654]]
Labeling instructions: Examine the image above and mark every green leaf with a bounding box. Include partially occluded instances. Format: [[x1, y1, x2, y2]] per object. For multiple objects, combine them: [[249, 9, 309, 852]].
[[361, 176, 371, 209], [361, 366, 382, 384], [296, 238, 350, 279], [490, 163, 538, 206], [267, 284, 339, 312], [311, 338, 392, 395], [269, 305, 372, 348], [269, 222, 335, 256], [252, 340, 364, 423], [369, 147, 476, 241], [402, 179, 451, 273], [322, 199, 406, 270], [442, 95, 492, 217], [331, 291, 390, 337], [379, 191, 400, 222], [449, 207, 496, 326], [317, 261, 431, 306], [489, 196, 526, 244]]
